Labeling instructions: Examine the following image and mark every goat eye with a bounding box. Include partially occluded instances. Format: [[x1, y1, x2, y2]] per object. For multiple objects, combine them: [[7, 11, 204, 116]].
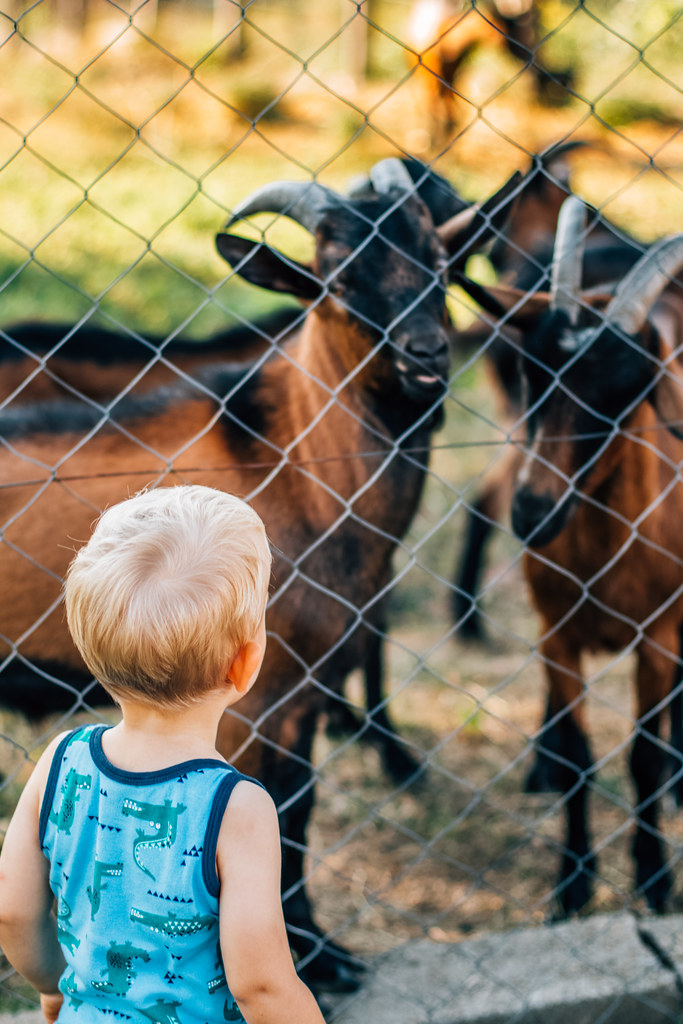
[[329, 273, 352, 296]]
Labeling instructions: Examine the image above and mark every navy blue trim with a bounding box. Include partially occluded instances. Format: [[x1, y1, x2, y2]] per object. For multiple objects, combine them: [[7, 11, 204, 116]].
[[89, 725, 234, 785], [202, 771, 265, 898], [38, 727, 84, 847]]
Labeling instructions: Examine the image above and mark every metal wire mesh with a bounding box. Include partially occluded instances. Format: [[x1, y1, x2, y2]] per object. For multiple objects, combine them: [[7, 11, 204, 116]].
[[2, 0, 683, 1020]]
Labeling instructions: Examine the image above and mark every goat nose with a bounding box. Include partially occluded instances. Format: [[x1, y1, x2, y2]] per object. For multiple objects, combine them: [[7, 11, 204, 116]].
[[511, 486, 565, 547], [401, 334, 450, 373]]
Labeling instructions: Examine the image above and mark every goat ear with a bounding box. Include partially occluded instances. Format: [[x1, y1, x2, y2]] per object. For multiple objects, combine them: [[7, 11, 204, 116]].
[[456, 275, 551, 328], [650, 332, 683, 440], [216, 233, 322, 300]]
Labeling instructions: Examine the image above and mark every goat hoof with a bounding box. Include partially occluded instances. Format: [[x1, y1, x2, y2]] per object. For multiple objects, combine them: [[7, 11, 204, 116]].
[[633, 832, 673, 912], [382, 744, 425, 787], [325, 704, 362, 739], [557, 853, 595, 916], [453, 600, 486, 643], [639, 867, 673, 913], [524, 763, 548, 793]]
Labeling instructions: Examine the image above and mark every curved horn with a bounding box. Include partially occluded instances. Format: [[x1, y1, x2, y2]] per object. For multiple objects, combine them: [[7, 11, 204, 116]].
[[605, 233, 683, 335], [346, 172, 371, 198], [226, 180, 342, 234], [370, 157, 415, 194], [550, 195, 586, 324]]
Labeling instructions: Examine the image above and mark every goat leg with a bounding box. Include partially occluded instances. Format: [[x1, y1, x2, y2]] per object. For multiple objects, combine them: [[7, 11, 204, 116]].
[[452, 443, 521, 643], [528, 636, 597, 914], [280, 774, 365, 993], [325, 630, 423, 785], [668, 624, 683, 806], [631, 642, 675, 912], [452, 503, 494, 642], [525, 638, 588, 794], [557, 782, 596, 917], [361, 630, 423, 784], [273, 728, 365, 993]]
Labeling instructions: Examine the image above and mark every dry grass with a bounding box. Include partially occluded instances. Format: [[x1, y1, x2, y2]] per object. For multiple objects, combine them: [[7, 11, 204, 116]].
[[308, 605, 683, 958]]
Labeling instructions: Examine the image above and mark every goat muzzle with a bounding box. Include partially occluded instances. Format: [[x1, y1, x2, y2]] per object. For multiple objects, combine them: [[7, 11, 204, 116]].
[[392, 327, 450, 403], [511, 484, 574, 547]]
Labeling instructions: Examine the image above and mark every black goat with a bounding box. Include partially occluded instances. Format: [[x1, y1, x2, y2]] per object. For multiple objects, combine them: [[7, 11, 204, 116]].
[[0, 160, 517, 990], [459, 196, 683, 915]]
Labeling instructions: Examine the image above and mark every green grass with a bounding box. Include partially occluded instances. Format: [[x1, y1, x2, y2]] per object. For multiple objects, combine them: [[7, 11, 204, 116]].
[[0, 0, 681, 335]]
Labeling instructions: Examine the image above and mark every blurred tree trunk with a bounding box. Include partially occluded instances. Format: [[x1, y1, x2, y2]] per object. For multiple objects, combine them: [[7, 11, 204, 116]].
[[53, 0, 87, 26], [215, 0, 249, 56], [343, 0, 379, 78]]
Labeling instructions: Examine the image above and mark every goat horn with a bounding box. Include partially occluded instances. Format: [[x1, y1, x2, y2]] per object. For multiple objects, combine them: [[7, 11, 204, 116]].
[[370, 157, 416, 194], [226, 180, 342, 234], [346, 172, 370, 197], [436, 170, 521, 248], [604, 234, 683, 335], [436, 205, 478, 239], [550, 195, 586, 324]]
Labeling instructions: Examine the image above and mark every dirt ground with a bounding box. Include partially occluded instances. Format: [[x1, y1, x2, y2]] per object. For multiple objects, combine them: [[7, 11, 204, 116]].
[[306, 564, 683, 960]]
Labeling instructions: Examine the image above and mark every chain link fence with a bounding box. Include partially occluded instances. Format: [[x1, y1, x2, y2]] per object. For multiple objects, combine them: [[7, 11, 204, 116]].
[[2, 0, 683, 1019]]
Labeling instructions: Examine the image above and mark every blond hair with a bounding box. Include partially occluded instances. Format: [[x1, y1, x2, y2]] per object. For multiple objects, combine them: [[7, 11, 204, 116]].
[[65, 485, 271, 708]]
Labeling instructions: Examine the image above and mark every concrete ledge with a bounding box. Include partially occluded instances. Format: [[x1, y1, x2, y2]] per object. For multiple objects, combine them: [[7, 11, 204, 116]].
[[330, 911, 683, 1024], [3, 912, 683, 1024]]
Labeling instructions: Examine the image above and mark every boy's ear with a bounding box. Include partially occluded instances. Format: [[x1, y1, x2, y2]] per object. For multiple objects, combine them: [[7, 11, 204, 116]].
[[227, 641, 263, 694]]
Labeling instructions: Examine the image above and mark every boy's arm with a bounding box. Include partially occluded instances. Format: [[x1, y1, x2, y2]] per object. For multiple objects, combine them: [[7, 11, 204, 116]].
[[217, 782, 326, 1024], [0, 736, 67, 998]]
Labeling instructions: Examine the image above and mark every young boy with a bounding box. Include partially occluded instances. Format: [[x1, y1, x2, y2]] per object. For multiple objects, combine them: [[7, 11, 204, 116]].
[[0, 485, 326, 1024]]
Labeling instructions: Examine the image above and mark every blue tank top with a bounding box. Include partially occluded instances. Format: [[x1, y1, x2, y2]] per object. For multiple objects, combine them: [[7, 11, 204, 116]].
[[39, 724, 261, 1024]]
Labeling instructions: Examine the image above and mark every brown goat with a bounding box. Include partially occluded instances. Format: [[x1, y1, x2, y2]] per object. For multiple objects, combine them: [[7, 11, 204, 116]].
[[404, 0, 573, 141], [0, 160, 519, 789], [0, 161, 518, 989], [405, 0, 504, 138], [0, 302, 422, 786], [0, 306, 301, 404], [458, 196, 683, 915]]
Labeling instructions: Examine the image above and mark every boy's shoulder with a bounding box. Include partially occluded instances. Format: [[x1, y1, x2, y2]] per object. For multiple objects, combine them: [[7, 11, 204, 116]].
[[34, 725, 92, 779], [228, 776, 274, 808], [220, 777, 277, 837]]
